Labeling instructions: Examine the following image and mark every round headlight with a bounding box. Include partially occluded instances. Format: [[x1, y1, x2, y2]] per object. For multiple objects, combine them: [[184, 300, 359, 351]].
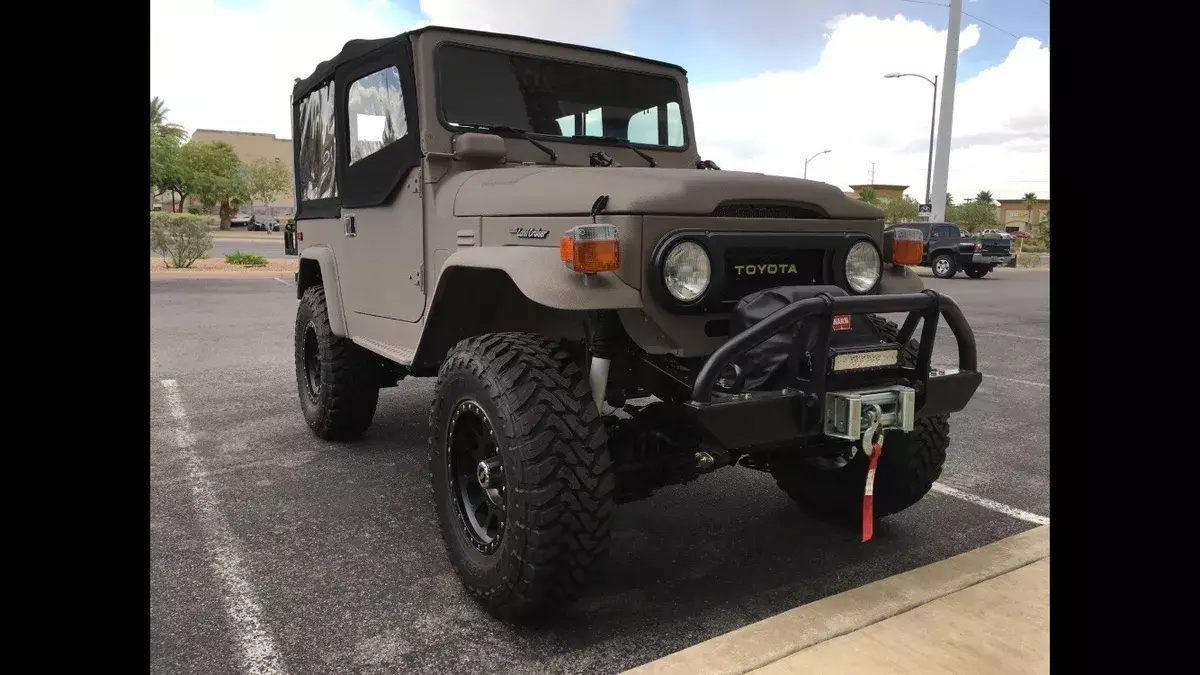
[[663, 241, 711, 302], [845, 240, 881, 293]]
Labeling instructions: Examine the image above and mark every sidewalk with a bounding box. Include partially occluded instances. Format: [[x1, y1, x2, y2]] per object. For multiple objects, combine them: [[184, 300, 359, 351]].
[[624, 525, 1049, 675]]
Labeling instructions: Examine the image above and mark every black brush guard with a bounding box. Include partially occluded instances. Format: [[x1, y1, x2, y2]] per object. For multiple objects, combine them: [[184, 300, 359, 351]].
[[682, 290, 982, 451]]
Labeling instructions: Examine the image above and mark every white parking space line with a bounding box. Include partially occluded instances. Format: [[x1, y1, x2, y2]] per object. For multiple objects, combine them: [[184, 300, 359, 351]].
[[982, 374, 1049, 389], [273, 276, 294, 287], [975, 329, 1049, 342], [160, 379, 289, 675], [931, 483, 1049, 526]]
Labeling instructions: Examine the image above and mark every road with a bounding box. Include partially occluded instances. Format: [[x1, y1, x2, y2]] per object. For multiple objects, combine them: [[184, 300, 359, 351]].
[[150, 268, 1048, 675], [150, 237, 293, 261]]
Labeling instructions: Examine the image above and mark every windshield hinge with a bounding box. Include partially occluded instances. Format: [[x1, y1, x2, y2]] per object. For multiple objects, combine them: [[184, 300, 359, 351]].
[[590, 151, 621, 167]]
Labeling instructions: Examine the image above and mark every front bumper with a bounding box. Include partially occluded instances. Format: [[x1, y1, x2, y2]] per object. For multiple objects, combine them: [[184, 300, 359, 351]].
[[681, 290, 982, 451], [972, 253, 1011, 265]]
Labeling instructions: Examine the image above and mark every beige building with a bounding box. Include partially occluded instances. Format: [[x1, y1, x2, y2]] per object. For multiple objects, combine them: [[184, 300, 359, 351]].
[[846, 184, 909, 203], [995, 198, 1049, 233], [187, 129, 296, 216]]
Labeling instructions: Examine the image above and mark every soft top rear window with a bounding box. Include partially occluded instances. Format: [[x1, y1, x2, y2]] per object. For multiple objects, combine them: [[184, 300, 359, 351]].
[[436, 44, 687, 148]]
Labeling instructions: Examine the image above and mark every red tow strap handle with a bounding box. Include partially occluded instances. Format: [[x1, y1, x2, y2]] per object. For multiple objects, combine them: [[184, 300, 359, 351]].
[[862, 441, 883, 542]]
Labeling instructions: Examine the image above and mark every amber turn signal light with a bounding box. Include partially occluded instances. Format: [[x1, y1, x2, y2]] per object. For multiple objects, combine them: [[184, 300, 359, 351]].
[[885, 227, 924, 266], [560, 224, 620, 274]]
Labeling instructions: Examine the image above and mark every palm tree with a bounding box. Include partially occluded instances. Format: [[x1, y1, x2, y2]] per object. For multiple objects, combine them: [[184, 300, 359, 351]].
[[974, 190, 994, 205], [1022, 192, 1039, 229], [151, 96, 187, 143]]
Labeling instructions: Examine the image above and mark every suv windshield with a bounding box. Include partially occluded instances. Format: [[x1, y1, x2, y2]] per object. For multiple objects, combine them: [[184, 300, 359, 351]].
[[437, 44, 687, 148]]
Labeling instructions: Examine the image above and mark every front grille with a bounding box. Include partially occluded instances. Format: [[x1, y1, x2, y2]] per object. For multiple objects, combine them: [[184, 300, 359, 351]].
[[722, 248, 825, 301], [713, 202, 825, 219]]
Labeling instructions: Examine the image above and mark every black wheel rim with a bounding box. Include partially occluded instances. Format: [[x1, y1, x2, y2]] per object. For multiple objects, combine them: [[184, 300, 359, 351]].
[[303, 322, 321, 399], [447, 399, 506, 553]]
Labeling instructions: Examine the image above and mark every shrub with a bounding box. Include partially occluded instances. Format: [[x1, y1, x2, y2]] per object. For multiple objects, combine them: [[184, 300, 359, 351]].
[[150, 212, 214, 268], [225, 250, 268, 266], [1016, 252, 1044, 268]]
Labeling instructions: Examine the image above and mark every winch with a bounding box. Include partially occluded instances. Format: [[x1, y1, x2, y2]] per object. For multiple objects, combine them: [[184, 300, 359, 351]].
[[824, 385, 915, 453]]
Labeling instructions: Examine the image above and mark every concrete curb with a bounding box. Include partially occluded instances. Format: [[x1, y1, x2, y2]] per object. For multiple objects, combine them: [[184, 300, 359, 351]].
[[623, 525, 1050, 675]]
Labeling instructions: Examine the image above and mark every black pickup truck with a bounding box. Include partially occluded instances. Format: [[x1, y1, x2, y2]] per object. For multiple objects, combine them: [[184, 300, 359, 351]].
[[889, 222, 1012, 279]]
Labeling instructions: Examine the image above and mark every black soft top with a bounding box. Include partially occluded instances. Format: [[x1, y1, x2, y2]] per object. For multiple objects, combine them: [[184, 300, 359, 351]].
[[292, 25, 687, 100]]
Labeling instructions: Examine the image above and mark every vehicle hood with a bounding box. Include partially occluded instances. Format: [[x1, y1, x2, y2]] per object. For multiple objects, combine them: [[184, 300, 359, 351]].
[[451, 166, 882, 220]]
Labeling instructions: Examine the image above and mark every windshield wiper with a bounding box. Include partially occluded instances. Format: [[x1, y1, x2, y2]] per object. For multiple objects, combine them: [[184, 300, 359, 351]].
[[586, 136, 658, 167], [454, 123, 558, 161]]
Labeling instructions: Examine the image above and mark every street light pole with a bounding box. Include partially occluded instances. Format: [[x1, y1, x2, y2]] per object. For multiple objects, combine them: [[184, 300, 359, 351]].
[[804, 149, 831, 179], [884, 72, 938, 207], [930, 0, 963, 224]]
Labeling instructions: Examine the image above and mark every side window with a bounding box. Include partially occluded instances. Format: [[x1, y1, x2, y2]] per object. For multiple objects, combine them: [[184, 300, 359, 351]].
[[297, 81, 337, 200], [931, 225, 951, 238], [945, 225, 961, 237], [347, 66, 407, 165], [626, 102, 685, 146]]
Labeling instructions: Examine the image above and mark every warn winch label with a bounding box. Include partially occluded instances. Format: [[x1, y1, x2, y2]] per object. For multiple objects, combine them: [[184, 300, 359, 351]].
[[832, 314, 852, 331]]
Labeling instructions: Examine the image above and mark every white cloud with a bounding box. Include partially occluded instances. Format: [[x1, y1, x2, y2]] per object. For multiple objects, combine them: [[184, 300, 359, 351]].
[[150, 0, 633, 140], [418, 0, 631, 47], [690, 14, 1049, 199], [150, 0, 411, 139]]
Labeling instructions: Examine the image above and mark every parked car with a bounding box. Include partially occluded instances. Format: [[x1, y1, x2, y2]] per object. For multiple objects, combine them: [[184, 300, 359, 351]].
[[979, 228, 1012, 240], [889, 221, 1012, 278], [1011, 230, 1033, 239], [247, 215, 280, 232]]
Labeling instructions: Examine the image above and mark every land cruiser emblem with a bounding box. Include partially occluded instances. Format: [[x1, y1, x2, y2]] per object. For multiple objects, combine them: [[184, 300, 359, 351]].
[[733, 263, 799, 275], [509, 227, 550, 239]]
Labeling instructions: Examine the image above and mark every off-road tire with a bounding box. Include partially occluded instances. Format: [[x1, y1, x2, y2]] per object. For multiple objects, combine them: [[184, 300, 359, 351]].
[[295, 285, 379, 440], [429, 332, 614, 621], [932, 253, 958, 279], [964, 265, 989, 279], [770, 316, 949, 522]]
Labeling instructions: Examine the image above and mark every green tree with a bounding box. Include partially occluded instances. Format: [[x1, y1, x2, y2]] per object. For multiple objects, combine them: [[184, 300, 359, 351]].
[[1035, 211, 1050, 247], [857, 186, 881, 205], [246, 158, 291, 217], [954, 201, 999, 233], [187, 141, 249, 230], [974, 190, 994, 205], [883, 194, 920, 223], [150, 135, 180, 208], [150, 96, 188, 143]]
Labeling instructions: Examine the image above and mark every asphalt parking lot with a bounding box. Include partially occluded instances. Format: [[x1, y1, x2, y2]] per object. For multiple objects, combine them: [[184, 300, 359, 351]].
[[150, 268, 1049, 675]]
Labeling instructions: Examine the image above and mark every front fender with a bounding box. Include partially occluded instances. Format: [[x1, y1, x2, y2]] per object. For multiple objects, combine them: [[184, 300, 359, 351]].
[[437, 247, 643, 310], [878, 263, 924, 295]]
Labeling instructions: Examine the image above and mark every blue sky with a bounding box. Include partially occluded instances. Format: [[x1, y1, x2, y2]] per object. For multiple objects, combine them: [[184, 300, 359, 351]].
[[158, 0, 1049, 198], [376, 0, 1050, 83]]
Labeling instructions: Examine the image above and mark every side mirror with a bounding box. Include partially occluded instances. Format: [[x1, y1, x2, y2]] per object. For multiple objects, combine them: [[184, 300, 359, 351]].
[[452, 132, 507, 163]]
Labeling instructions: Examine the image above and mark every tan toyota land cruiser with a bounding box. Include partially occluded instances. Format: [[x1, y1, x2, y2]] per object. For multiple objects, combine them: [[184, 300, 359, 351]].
[[284, 26, 983, 621]]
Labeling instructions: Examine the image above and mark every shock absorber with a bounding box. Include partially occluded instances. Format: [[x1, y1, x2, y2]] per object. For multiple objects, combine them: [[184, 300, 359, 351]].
[[588, 311, 618, 412]]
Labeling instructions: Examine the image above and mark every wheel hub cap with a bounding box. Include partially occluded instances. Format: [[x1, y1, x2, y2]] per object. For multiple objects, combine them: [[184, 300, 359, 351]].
[[447, 400, 506, 553]]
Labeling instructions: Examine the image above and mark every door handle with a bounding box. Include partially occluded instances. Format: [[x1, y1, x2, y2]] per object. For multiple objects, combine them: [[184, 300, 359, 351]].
[[344, 215, 356, 237]]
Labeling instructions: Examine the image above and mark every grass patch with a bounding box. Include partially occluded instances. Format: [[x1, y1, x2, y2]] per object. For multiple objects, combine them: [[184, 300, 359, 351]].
[[225, 250, 269, 266]]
